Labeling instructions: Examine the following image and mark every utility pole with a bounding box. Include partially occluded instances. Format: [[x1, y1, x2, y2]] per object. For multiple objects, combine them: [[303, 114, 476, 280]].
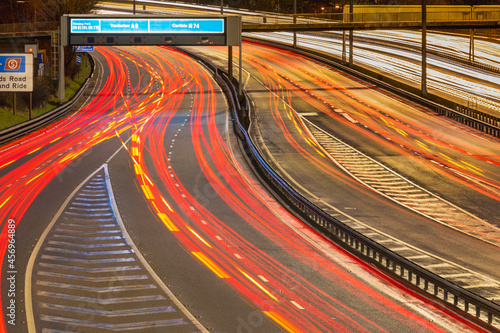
[[469, 6, 475, 62], [349, 0, 353, 67], [421, 0, 427, 98]]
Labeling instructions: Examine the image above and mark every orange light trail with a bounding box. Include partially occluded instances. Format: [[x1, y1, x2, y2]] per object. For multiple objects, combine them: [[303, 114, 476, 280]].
[[124, 45, 469, 332]]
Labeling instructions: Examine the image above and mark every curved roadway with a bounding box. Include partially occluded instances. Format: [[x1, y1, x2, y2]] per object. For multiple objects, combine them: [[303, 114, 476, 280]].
[[1, 45, 488, 332]]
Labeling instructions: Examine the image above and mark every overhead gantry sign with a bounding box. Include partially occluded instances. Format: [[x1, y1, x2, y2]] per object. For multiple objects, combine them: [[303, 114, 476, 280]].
[[61, 15, 241, 46], [59, 14, 242, 102]]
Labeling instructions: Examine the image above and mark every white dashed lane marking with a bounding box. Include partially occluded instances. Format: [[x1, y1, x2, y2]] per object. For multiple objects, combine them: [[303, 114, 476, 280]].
[[26, 166, 205, 332]]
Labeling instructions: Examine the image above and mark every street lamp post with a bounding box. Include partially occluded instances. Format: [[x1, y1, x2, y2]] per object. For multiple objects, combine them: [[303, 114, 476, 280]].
[[422, 0, 427, 98], [469, 6, 475, 62]]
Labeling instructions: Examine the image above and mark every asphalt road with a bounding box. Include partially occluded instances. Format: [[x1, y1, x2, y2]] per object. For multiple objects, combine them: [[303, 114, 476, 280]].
[[192, 42, 500, 305]]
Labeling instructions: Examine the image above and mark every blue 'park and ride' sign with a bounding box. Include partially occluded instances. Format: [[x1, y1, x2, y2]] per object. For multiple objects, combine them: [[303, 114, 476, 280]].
[[0, 55, 26, 73], [0, 53, 33, 92]]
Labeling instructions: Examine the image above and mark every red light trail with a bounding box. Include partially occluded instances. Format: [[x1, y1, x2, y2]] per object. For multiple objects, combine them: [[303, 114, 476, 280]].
[[0, 44, 491, 332]]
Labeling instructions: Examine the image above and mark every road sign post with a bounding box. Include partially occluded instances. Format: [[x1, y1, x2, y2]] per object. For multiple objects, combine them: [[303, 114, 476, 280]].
[[0, 54, 34, 93]]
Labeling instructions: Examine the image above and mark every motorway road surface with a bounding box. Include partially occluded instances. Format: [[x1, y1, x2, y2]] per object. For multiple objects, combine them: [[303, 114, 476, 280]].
[[0, 45, 494, 332], [192, 40, 500, 317]]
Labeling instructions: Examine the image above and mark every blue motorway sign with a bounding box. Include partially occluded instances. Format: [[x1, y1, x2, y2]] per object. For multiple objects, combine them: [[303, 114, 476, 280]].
[[75, 46, 94, 52], [70, 18, 225, 34], [63, 15, 241, 46]]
